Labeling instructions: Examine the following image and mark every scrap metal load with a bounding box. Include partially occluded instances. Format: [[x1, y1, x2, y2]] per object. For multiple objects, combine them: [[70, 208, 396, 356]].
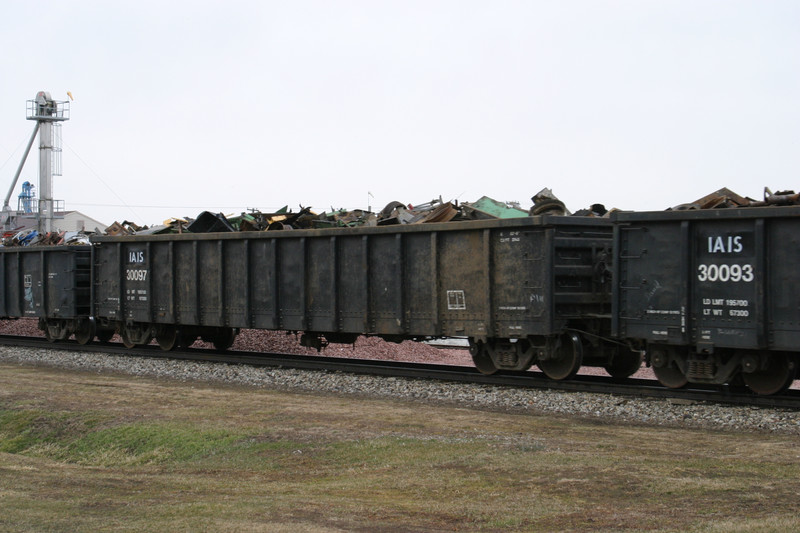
[[0, 229, 91, 247], [102, 185, 800, 237], [102, 187, 603, 237], [2, 185, 798, 245], [669, 186, 800, 210]]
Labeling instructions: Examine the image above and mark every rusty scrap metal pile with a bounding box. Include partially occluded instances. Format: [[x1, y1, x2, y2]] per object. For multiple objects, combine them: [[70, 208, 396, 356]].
[[103, 188, 593, 237], [668, 186, 800, 210], [2, 186, 798, 246], [1, 228, 91, 247], [109, 185, 795, 236]]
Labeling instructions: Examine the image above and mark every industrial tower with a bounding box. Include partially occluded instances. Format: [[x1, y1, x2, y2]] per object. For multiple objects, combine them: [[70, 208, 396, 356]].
[[1, 91, 69, 234]]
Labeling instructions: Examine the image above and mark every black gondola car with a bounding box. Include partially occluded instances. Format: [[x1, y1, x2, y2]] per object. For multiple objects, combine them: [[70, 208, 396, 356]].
[[612, 206, 800, 394], [0, 245, 93, 342], [92, 216, 638, 379]]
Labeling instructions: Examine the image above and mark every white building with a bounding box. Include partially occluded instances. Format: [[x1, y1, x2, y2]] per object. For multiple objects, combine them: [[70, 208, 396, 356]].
[[56, 211, 108, 232], [8, 210, 107, 234]]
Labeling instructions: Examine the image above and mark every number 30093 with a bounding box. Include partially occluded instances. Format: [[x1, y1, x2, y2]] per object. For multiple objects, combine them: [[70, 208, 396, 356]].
[[697, 263, 753, 283]]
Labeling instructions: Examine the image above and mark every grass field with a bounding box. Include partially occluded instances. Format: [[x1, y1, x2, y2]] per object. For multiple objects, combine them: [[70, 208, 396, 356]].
[[1, 362, 798, 532]]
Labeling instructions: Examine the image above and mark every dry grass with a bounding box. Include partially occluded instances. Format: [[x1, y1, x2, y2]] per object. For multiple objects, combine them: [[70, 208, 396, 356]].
[[1, 362, 799, 532]]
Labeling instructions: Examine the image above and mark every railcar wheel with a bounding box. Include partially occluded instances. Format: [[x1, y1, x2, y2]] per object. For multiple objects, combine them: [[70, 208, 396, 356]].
[[120, 324, 152, 348], [742, 353, 796, 395], [538, 333, 583, 380], [652, 364, 688, 389], [603, 349, 642, 380], [649, 346, 688, 388], [120, 329, 136, 349], [212, 328, 237, 351], [156, 326, 181, 351], [42, 320, 68, 343], [74, 322, 95, 345], [469, 340, 498, 375]]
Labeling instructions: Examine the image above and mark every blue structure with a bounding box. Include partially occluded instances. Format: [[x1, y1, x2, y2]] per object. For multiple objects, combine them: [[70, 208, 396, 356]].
[[18, 181, 35, 214]]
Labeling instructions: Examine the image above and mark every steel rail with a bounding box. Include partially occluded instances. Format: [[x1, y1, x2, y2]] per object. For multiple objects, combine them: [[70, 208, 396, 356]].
[[1, 335, 797, 410]]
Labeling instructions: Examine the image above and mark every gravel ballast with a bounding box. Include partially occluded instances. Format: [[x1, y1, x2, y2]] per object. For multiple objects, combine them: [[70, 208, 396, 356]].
[[1, 345, 798, 435]]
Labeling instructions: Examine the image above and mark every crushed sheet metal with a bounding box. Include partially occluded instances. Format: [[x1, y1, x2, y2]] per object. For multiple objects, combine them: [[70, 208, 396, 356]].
[[670, 186, 800, 211], [461, 196, 529, 220], [530, 187, 569, 216]]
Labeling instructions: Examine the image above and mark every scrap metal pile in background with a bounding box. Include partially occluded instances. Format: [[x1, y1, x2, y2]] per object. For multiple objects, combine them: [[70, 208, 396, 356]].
[[2, 186, 798, 245], [1, 228, 90, 247]]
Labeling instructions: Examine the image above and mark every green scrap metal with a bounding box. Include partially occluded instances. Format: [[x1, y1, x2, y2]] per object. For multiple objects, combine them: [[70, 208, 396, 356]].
[[461, 196, 529, 220]]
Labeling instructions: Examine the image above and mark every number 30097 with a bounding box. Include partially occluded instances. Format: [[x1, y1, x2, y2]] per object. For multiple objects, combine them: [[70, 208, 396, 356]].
[[126, 269, 148, 281]]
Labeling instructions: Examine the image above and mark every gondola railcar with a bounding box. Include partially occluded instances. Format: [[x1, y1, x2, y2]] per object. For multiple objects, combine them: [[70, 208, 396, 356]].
[[612, 206, 800, 394], [0, 245, 94, 342], [91, 215, 637, 379]]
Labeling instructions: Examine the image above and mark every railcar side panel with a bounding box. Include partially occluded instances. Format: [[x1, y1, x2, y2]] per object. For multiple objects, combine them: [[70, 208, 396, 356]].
[[691, 219, 761, 350], [174, 242, 197, 325], [0, 246, 91, 320], [21, 252, 44, 317], [93, 217, 612, 341], [277, 238, 306, 331], [767, 217, 800, 350], [94, 242, 120, 321], [117, 241, 151, 322], [1, 251, 23, 317], [198, 240, 224, 326], [150, 241, 173, 324], [0, 252, 6, 316], [613, 221, 687, 345], [335, 235, 367, 333], [614, 206, 800, 351], [223, 239, 248, 327], [437, 229, 488, 337], [369, 234, 404, 335], [306, 236, 335, 333], [491, 227, 548, 337], [403, 232, 437, 334]]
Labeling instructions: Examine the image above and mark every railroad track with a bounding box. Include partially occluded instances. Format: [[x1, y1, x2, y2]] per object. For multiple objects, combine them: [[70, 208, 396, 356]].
[[1, 334, 798, 410]]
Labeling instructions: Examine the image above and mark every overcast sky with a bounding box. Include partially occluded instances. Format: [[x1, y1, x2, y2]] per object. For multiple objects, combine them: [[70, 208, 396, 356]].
[[1, 1, 798, 227]]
